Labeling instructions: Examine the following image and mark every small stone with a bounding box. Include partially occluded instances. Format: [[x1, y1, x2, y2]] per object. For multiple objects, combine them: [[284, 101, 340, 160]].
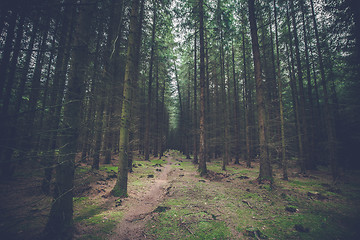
[[238, 176, 249, 179], [147, 174, 154, 178], [307, 191, 327, 200], [245, 227, 263, 238], [107, 173, 117, 179], [285, 206, 297, 213], [294, 224, 309, 232], [153, 206, 170, 213], [115, 199, 122, 207]]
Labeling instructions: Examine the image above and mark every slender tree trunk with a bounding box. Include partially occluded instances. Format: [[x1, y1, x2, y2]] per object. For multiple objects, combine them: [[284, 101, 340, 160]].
[[174, 60, 184, 154], [301, 1, 316, 170], [286, 4, 302, 169], [198, 0, 207, 176], [2, 15, 25, 115], [274, 0, 287, 180], [131, 0, 145, 159], [290, 0, 308, 174], [14, 17, 39, 115], [154, 54, 159, 157], [193, 33, 198, 164], [232, 41, 241, 165], [310, 0, 338, 181], [205, 30, 211, 161], [185, 72, 192, 159], [81, 29, 101, 163], [248, 0, 272, 183], [112, 0, 142, 197], [40, 0, 76, 193], [144, 0, 157, 161], [0, 12, 17, 100], [243, 31, 252, 168], [28, 17, 50, 153], [220, 44, 229, 170], [44, 1, 95, 238], [268, 6, 280, 164], [159, 68, 166, 158], [0, 13, 23, 179]]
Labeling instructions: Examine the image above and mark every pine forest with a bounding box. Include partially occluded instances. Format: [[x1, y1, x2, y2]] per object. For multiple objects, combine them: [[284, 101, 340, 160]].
[[0, 0, 360, 239]]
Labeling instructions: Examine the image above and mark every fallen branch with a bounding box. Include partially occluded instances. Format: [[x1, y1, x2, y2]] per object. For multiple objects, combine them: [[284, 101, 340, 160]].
[[182, 223, 194, 235], [242, 200, 253, 209]]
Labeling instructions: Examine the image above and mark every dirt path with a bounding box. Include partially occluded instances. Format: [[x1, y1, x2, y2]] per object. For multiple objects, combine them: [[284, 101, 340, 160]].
[[110, 157, 175, 240]]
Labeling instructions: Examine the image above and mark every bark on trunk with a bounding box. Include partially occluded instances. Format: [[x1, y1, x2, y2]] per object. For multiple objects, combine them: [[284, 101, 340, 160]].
[[248, 0, 272, 183]]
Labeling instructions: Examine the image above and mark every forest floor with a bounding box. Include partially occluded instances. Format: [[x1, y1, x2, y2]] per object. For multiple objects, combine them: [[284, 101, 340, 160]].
[[1, 150, 360, 239]]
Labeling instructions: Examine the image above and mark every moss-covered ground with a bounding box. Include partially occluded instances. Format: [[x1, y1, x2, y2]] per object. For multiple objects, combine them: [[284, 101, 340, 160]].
[[144, 151, 360, 240], [1, 150, 359, 239]]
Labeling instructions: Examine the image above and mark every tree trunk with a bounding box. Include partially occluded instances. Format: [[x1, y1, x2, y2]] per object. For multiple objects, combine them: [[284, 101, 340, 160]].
[[274, 0, 287, 180], [310, 0, 338, 181], [193, 33, 198, 164], [112, 0, 142, 197], [44, 1, 95, 238], [154, 54, 159, 157], [2, 15, 25, 115], [286, 4, 302, 170], [289, 0, 308, 174], [198, 0, 207, 176], [243, 31, 252, 168], [232, 41, 241, 165], [40, 0, 76, 193], [301, 0, 316, 170], [0, 12, 17, 100], [144, 0, 157, 161], [248, 0, 272, 183]]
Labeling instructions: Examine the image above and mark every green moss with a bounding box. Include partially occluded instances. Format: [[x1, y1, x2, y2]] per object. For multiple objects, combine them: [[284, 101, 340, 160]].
[[130, 179, 146, 187], [151, 159, 167, 165], [235, 208, 256, 232], [260, 211, 351, 240], [288, 179, 323, 191], [76, 166, 91, 174], [79, 211, 123, 238], [111, 187, 128, 198], [146, 208, 232, 239], [175, 161, 194, 169], [233, 168, 256, 175], [206, 162, 223, 172], [243, 192, 263, 201], [192, 221, 232, 239], [261, 184, 273, 191], [74, 204, 104, 222], [165, 198, 188, 206], [73, 196, 88, 203], [100, 165, 118, 173]]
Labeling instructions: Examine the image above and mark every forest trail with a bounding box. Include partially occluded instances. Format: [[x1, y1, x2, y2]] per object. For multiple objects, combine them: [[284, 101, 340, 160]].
[[110, 155, 176, 240]]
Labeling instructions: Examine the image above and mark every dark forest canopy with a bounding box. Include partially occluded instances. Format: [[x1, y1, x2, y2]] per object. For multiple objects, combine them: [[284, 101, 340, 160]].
[[0, 0, 359, 239]]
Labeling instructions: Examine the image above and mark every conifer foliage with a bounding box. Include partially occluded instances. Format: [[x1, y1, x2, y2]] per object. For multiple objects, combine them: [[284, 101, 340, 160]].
[[0, 0, 359, 237]]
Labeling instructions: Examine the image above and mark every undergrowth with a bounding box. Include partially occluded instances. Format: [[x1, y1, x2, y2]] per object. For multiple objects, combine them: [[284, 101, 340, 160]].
[[145, 151, 360, 240]]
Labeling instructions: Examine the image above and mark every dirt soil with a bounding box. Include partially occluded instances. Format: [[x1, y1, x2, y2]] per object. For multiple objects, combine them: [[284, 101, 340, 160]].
[[1, 150, 360, 240], [109, 157, 175, 240]]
